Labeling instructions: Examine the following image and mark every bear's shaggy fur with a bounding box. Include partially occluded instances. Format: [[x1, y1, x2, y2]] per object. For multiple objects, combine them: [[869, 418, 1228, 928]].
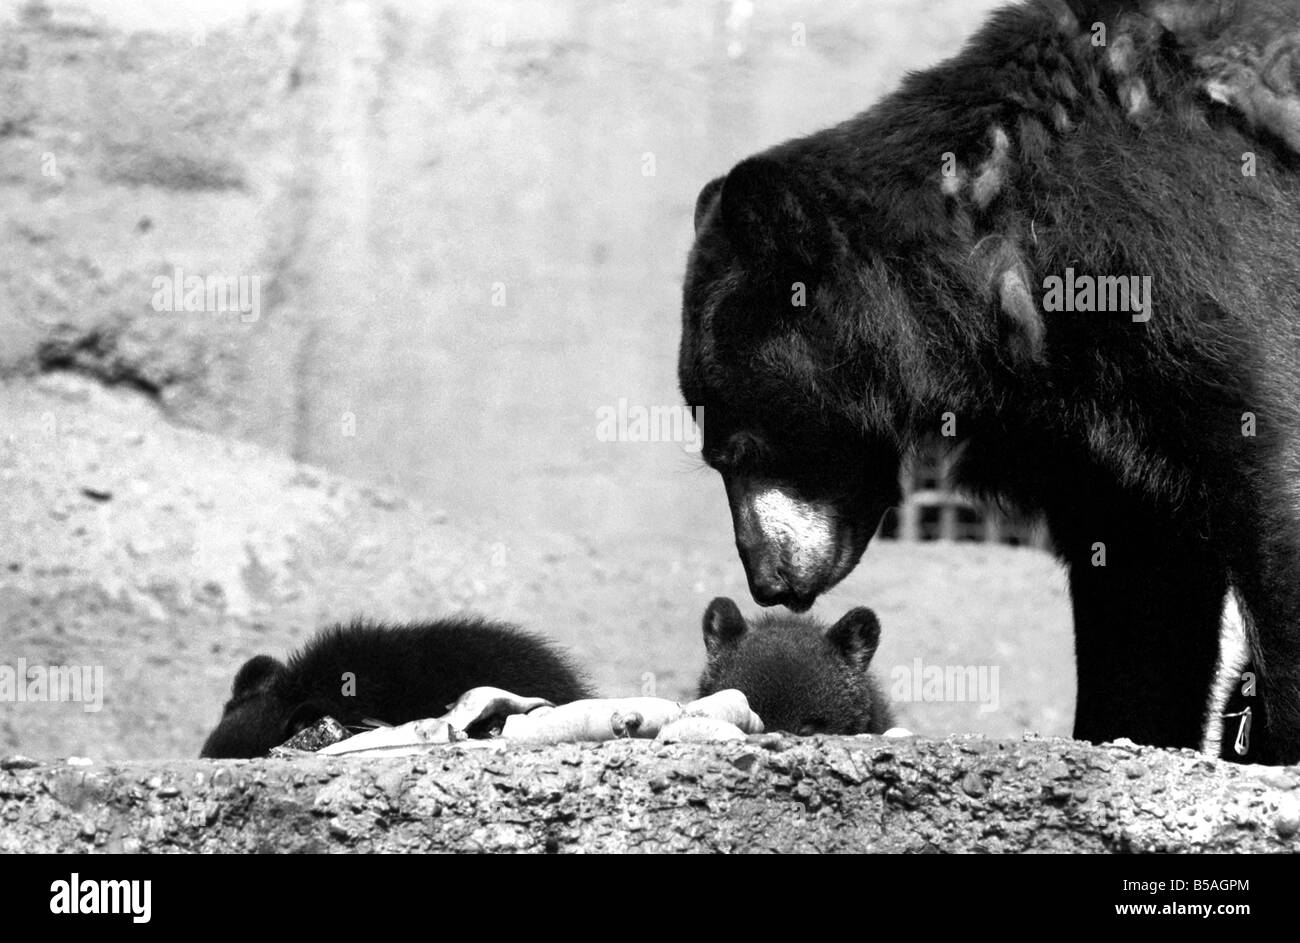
[[680, 0, 1300, 762]]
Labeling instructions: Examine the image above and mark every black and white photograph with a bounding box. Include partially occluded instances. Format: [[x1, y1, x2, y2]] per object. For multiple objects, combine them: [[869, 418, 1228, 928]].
[[0, 0, 1297, 886]]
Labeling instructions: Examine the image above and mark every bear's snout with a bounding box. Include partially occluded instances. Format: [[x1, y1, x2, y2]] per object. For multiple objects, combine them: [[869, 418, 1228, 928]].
[[726, 478, 855, 609]]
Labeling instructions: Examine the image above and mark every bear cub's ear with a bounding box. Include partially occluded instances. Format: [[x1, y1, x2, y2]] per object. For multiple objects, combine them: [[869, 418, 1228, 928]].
[[719, 156, 834, 268], [702, 596, 749, 657], [230, 654, 285, 700], [825, 607, 882, 666]]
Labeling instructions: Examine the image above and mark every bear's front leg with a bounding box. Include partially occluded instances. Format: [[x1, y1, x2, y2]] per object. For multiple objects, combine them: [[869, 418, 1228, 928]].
[[1049, 501, 1228, 752]]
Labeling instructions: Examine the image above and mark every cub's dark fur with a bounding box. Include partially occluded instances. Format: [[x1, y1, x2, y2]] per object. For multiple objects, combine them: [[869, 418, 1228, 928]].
[[201, 618, 593, 758], [697, 597, 893, 735]]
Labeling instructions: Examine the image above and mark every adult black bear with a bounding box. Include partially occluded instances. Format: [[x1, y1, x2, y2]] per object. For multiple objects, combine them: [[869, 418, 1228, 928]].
[[696, 597, 894, 735], [201, 618, 593, 758], [679, 0, 1300, 763]]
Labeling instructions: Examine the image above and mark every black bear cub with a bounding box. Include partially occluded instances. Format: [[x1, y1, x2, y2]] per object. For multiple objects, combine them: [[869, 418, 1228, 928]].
[[201, 617, 594, 758], [696, 597, 893, 736]]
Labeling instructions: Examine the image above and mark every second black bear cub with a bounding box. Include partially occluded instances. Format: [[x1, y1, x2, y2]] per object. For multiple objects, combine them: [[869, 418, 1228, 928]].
[[696, 597, 893, 735], [201, 617, 593, 758]]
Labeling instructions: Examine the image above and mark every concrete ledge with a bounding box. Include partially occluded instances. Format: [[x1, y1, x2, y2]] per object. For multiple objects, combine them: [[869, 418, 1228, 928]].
[[4, 736, 1298, 853]]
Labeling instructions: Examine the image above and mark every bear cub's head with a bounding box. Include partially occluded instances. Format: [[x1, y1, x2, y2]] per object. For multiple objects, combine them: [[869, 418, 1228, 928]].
[[696, 596, 894, 736], [200, 654, 327, 759]]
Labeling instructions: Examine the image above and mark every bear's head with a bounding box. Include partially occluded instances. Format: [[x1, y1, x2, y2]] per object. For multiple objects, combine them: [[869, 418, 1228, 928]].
[[679, 156, 908, 611], [697, 596, 885, 735], [680, 139, 1047, 609], [200, 654, 329, 758]]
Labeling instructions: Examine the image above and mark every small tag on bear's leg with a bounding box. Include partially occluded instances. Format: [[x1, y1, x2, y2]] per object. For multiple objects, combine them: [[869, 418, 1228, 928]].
[[1233, 706, 1251, 757], [1222, 706, 1252, 757]]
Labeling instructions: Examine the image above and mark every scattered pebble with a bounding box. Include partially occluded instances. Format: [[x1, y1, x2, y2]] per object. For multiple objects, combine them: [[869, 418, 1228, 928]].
[[1252, 767, 1299, 791], [1043, 760, 1072, 780], [1276, 797, 1300, 838]]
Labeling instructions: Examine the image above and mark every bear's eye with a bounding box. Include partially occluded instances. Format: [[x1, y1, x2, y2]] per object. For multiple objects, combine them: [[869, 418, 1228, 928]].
[[714, 433, 769, 473]]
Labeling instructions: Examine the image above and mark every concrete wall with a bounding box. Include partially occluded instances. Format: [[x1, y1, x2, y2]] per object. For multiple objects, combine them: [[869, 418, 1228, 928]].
[[1, 0, 1003, 541]]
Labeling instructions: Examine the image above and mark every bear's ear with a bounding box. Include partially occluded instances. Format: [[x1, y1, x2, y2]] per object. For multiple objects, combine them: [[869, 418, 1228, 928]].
[[702, 596, 748, 657], [694, 175, 726, 233], [720, 157, 832, 267], [826, 607, 882, 666], [231, 655, 285, 699]]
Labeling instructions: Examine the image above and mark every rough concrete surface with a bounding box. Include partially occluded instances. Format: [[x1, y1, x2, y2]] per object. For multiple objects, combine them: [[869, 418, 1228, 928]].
[[4, 736, 1299, 853]]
